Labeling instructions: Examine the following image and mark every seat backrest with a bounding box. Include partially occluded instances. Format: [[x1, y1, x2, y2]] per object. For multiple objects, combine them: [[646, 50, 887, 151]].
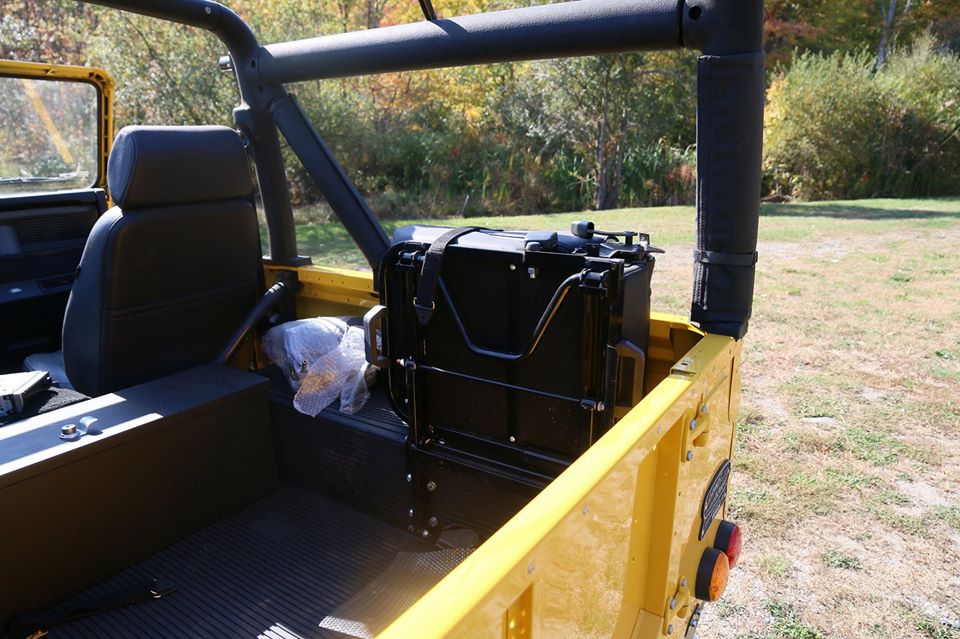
[[63, 125, 263, 396]]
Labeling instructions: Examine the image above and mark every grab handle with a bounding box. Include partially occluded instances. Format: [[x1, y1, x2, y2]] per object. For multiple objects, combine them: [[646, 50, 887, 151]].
[[437, 272, 583, 362]]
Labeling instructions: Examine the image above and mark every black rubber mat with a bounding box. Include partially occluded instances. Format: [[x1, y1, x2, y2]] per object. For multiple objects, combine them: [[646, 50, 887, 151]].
[[318, 548, 472, 638], [43, 485, 419, 639]]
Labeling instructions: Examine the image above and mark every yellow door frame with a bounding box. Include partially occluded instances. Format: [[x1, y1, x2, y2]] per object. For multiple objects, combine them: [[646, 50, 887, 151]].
[[0, 60, 115, 192]]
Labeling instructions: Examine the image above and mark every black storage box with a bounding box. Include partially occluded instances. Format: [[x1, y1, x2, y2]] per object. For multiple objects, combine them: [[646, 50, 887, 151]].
[[368, 224, 658, 483]]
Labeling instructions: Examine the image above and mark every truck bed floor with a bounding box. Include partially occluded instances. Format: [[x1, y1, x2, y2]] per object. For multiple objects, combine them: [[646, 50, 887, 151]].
[[44, 484, 419, 639]]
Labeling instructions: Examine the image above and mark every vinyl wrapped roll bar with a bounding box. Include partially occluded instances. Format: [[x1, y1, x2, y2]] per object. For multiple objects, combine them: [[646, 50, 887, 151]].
[[258, 0, 683, 83], [254, 0, 765, 337], [80, 0, 764, 338]]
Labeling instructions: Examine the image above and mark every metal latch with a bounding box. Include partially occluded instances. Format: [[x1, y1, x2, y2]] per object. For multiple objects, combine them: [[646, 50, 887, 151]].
[[58, 416, 99, 441]]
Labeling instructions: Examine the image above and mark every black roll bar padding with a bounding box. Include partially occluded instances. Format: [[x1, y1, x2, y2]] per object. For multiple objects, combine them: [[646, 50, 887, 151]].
[[80, 0, 308, 266], [257, 0, 684, 84], [270, 95, 391, 268], [689, 52, 765, 339], [685, 0, 765, 339]]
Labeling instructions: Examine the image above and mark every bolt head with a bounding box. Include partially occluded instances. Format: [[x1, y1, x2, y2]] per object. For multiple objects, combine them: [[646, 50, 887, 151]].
[[667, 624, 674, 635], [203, 6, 212, 14], [701, 404, 708, 414], [681, 578, 688, 587], [408, 509, 415, 518], [405, 473, 413, 482], [508, 435, 516, 443], [428, 517, 438, 528], [690, 418, 697, 430], [686, 450, 694, 461], [527, 562, 535, 574], [669, 598, 676, 609], [426, 480, 437, 492], [421, 529, 431, 539], [60, 423, 76, 436]]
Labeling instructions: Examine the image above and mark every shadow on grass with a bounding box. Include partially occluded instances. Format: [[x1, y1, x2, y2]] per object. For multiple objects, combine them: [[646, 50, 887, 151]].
[[760, 198, 960, 220], [271, 220, 409, 267]]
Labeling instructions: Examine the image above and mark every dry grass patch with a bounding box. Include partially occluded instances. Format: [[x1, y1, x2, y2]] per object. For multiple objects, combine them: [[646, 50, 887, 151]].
[[694, 198, 960, 638]]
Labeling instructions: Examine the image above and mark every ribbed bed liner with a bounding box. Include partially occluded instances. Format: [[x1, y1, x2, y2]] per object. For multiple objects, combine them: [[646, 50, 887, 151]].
[[49, 485, 420, 639]]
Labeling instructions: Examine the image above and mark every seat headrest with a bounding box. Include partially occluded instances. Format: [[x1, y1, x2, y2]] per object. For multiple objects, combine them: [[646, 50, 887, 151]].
[[107, 125, 253, 209]]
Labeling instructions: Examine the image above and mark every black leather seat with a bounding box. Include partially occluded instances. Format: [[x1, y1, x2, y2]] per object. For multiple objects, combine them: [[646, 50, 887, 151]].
[[32, 125, 263, 396]]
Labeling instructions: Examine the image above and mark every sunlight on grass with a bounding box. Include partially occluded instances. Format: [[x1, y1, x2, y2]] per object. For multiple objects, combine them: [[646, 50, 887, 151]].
[[282, 197, 960, 268]]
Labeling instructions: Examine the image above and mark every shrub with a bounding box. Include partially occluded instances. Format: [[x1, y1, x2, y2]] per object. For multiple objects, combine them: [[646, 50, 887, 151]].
[[763, 39, 960, 200]]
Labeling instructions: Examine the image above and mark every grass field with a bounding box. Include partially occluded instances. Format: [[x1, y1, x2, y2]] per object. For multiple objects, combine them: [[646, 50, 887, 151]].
[[288, 198, 960, 639]]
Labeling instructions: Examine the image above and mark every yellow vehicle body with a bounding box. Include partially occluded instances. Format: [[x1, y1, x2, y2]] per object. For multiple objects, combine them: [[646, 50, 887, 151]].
[[267, 264, 741, 639]]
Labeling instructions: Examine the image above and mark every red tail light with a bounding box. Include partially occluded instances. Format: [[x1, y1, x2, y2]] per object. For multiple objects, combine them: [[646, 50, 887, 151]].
[[714, 520, 742, 568]]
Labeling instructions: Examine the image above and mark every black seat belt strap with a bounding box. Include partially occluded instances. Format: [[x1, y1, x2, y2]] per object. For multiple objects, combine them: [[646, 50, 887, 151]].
[[5, 577, 175, 639], [414, 227, 485, 325]]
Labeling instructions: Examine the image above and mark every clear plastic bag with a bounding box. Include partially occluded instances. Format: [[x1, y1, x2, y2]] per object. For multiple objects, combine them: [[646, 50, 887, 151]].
[[262, 317, 347, 391], [338, 326, 378, 414], [262, 318, 374, 417]]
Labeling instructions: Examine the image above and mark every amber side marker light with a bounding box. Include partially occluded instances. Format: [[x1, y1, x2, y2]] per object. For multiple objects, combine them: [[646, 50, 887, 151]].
[[714, 520, 742, 568], [695, 548, 730, 602]]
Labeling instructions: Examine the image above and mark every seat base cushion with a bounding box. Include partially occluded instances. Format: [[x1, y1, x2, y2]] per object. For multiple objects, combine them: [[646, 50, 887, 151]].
[[23, 351, 73, 390]]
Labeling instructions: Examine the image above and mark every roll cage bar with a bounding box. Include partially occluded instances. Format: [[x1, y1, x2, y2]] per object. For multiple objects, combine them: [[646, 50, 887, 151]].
[[80, 0, 764, 339]]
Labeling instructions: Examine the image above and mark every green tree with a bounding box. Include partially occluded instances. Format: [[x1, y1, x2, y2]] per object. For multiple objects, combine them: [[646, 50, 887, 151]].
[[0, 0, 93, 64], [504, 52, 695, 210], [764, 40, 960, 199]]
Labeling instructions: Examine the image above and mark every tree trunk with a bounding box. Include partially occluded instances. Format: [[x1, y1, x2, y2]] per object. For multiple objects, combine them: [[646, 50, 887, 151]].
[[595, 118, 609, 210], [365, 0, 386, 29], [594, 75, 611, 210], [877, 0, 896, 67]]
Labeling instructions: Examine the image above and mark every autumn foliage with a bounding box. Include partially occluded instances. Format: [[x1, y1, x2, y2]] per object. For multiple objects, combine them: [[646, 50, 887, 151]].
[[1, 0, 959, 214]]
